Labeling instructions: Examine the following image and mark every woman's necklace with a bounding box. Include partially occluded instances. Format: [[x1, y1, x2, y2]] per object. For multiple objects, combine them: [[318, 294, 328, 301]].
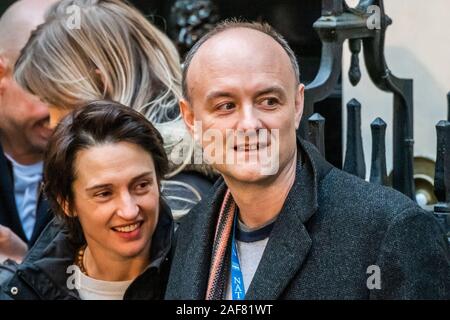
[[75, 244, 88, 276]]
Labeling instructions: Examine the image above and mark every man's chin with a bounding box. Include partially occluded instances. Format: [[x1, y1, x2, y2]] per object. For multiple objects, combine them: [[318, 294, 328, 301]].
[[29, 127, 52, 150], [28, 137, 49, 154], [37, 128, 53, 141], [219, 164, 278, 184]]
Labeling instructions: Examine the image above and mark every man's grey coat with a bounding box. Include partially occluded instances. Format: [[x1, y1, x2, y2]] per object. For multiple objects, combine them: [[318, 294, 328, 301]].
[[165, 139, 450, 299]]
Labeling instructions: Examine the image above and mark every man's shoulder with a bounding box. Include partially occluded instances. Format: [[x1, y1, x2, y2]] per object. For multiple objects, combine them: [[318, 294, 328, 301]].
[[318, 167, 424, 223], [313, 167, 449, 274], [176, 178, 225, 233]]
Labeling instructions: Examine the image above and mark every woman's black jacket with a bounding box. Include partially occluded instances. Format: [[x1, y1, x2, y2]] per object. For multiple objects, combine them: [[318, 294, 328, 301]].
[[0, 201, 174, 300]]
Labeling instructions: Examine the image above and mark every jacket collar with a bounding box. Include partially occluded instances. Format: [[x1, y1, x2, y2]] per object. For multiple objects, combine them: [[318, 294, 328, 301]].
[[0, 144, 27, 242], [8, 199, 174, 300], [168, 178, 228, 299]]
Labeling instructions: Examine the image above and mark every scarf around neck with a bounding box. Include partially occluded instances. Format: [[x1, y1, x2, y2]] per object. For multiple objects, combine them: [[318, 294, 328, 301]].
[[206, 189, 236, 300]]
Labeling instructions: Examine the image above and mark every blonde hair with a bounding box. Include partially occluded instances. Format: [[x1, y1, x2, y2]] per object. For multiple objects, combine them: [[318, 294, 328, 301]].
[[14, 0, 198, 180], [15, 0, 182, 122]]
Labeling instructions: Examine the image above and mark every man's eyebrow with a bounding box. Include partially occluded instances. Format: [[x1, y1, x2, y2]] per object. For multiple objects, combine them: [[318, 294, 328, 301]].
[[205, 91, 235, 102], [205, 86, 287, 102], [85, 171, 153, 192], [254, 86, 287, 98]]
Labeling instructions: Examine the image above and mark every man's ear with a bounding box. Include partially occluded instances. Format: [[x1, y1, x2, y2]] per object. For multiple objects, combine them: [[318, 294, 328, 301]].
[[294, 83, 305, 130], [0, 55, 9, 94], [0, 55, 8, 77], [179, 98, 195, 136]]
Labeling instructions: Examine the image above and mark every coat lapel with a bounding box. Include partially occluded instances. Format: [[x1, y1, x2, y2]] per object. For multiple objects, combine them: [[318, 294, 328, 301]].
[[168, 180, 228, 299], [29, 190, 51, 246], [245, 140, 326, 299], [0, 147, 27, 241], [244, 212, 312, 299]]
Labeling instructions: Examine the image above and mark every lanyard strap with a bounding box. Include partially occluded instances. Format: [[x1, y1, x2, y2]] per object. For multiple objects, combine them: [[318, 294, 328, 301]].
[[231, 211, 245, 300]]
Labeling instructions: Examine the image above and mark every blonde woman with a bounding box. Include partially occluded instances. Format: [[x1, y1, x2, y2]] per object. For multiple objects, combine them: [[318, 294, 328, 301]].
[[14, 0, 215, 219]]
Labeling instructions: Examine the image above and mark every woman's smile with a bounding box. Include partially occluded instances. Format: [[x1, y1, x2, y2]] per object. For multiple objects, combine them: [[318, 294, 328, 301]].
[[111, 221, 144, 240]]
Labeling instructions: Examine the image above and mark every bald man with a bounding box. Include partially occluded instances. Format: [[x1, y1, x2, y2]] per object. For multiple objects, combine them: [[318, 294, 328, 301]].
[[165, 21, 450, 299], [0, 0, 59, 262]]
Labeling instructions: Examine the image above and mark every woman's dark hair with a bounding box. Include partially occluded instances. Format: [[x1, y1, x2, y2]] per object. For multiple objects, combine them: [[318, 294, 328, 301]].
[[44, 100, 169, 240]]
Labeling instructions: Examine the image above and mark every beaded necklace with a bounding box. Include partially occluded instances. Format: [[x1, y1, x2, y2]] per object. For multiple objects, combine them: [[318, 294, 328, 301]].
[[75, 244, 88, 276]]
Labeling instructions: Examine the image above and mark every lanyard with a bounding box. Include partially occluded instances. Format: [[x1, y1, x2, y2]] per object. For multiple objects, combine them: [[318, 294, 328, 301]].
[[231, 211, 245, 300]]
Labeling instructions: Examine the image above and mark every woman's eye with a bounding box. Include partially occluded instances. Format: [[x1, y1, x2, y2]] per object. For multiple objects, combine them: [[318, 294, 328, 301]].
[[95, 191, 111, 198], [135, 181, 151, 192], [217, 102, 235, 112], [137, 182, 149, 189]]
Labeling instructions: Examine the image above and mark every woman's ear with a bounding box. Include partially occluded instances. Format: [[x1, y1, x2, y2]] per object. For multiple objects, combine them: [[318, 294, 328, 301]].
[[58, 198, 77, 218]]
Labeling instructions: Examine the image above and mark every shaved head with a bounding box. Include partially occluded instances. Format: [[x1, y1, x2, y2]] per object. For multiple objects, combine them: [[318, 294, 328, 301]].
[[186, 27, 298, 103], [0, 0, 59, 164], [0, 0, 59, 67], [182, 20, 300, 101]]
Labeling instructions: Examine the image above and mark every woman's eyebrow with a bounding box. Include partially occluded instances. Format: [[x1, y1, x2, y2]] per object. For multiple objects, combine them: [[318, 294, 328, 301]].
[[85, 183, 112, 192], [85, 172, 154, 191], [130, 171, 154, 183]]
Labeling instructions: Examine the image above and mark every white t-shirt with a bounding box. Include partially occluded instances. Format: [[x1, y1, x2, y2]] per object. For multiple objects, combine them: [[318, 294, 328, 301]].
[[73, 266, 133, 300], [4, 153, 42, 240]]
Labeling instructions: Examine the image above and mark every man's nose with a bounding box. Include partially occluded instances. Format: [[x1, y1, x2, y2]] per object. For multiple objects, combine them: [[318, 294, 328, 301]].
[[115, 192, 139, 220], [237, 104, 262, 131]]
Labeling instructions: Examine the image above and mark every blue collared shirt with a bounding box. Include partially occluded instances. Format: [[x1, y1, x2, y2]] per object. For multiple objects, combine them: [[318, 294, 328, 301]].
[[5, 153, 42, 240]]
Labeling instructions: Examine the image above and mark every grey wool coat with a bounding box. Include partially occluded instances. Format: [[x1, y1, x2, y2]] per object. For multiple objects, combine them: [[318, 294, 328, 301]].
[[165, 138, 450, 300]]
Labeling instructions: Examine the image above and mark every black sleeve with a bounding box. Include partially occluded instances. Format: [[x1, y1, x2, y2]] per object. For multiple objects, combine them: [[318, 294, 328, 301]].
[[371, 207, 450, 299]]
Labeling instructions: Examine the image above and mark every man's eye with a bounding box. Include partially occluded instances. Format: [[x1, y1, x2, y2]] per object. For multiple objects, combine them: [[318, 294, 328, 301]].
[[217, 103, 235, 111], [260, 98, 279, 108]]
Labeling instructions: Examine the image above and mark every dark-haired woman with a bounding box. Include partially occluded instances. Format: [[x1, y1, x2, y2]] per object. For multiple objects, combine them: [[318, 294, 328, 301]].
[[1, 101, 172, 300]]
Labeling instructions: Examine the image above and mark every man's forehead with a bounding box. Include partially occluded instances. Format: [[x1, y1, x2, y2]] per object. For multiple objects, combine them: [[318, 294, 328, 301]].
[[187, 28, 295, 91], [0, 0, 57, 65], [192, 28, 288, 66]]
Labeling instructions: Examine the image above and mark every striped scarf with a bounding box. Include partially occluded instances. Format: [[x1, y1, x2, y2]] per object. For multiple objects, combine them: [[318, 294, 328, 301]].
[[206, 189, 236, 300]]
